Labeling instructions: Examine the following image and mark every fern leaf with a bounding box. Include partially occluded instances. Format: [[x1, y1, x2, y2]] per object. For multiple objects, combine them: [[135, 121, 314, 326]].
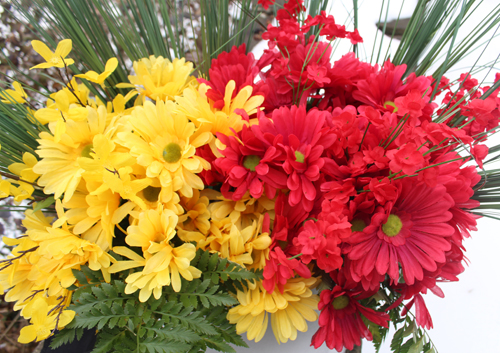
[[140, 339, 192, 353]]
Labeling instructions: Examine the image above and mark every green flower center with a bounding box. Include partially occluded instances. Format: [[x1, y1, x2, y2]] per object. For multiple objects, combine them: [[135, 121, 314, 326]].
[[332, 295, 350, 310], [351, 219, 366, 232], [243, 155, 261, 172], [143, 186, 161, 202], [295, 151, 305, 163], [163, 143, 182, 163], [81, 143, 94, 158], [383, 101, 398, 113], [382, 214, 403, 237]]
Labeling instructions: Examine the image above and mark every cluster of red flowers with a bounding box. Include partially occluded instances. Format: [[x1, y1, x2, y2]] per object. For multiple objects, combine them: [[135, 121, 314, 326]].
[[201, 0, 500, 351]]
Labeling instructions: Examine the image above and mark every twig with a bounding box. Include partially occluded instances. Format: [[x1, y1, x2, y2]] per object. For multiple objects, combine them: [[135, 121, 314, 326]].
[[0, 311, 21, 342]]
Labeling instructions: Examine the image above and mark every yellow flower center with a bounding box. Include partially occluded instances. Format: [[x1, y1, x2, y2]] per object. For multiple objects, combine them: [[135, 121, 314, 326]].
[[81, 143, 94, 158], [243, 155, 261, 172], [382, 214, 403, 237], [163, 143, 182, 163], [295, 151, 305, 163], [143, 186, 161, 202], [332, 295, 349, 310], [51, 57, 60, 64], [350, 219, 366, 232]]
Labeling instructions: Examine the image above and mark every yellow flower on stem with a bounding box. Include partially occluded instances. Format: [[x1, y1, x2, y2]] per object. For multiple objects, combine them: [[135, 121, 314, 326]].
[[30, 39, 74, 70], [8, 152, 40, 183], [18, 297, 75, 343], [0, 81, 27, 104], [75, 58, 119, 87], [34, 90, 88, 126]]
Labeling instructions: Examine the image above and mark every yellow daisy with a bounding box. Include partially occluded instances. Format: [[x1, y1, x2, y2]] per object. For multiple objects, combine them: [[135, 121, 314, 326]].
[[33, 105, 111, 202], [227, 277, 320, 344], [175, 81, 264, 138], [118, 56, 197, 101], [118, 100, 211, 198]]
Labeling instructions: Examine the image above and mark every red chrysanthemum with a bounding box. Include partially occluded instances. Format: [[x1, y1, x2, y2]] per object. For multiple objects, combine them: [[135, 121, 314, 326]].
[[347, 178, 455, 285]]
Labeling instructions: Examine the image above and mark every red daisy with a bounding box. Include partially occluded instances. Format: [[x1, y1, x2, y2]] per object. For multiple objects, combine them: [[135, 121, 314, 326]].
[[311, 274, 389, 352], [216, 124, 287, 200], [257, 105, 335, 211], [199, 44, 261, 109]]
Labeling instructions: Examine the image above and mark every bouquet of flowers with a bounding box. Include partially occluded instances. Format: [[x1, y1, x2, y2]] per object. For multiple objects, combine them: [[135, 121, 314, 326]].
[[1, 0, 499, 352]]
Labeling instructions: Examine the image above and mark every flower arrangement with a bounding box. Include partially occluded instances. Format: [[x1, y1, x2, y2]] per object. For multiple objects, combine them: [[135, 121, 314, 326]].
[[0, 0, 499, 352]]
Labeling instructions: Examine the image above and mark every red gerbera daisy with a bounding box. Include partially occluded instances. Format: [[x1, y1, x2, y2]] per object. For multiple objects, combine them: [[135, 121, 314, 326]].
[[347, 178, 455, 285]]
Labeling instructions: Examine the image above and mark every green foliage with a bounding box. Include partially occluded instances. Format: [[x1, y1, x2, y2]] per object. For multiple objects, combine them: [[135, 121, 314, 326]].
[[51, 250, 255, 352], [197, 0, 262, 75], [370, 288, 438, 353], [0, 98, 45, 168], [192, 248, 262, 292]]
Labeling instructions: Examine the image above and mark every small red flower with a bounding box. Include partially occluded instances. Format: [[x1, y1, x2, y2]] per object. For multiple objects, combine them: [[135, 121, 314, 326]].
[[387, 142, 425, 175], [257, 0, 275, 9], [394, 89, 427, 119], [262, 247, 310, 293]]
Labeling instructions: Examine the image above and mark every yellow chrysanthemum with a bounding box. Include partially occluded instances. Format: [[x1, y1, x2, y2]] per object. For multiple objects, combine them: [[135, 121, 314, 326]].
[[125, 206, 178, 251], [118, 56, 197, 101], [179, 212, 271, 270], [63, 189, 123, 250], [177, 189, 211, 235], [108, 206, 201, 301], [227, 277, 319, 344], [207, 191, 275, 225], [118, 100, 211, 198], [28, 224, 114, 285]]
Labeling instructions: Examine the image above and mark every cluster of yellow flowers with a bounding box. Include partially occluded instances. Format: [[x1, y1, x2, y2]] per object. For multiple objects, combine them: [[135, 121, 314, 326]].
[[0, 39, 319, 345]]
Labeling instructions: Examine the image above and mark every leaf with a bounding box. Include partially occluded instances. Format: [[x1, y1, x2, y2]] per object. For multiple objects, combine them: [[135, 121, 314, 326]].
[[49, 328, 78, 349], [32, 196, 55, 212], [208, 252, 219, 271], [72, 269, 89, 285], [408, 337, 424, 353]]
